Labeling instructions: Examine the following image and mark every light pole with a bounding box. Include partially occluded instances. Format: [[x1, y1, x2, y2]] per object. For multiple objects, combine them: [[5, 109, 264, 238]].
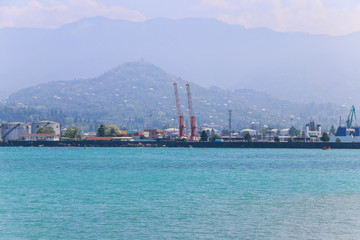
[[229, 109, 232, 140]]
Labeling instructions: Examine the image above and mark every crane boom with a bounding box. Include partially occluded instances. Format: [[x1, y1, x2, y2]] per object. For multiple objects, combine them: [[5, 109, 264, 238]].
[[186, 82, 193, 117], [346, 105, 356, 128], [173, 82, 181, 118], [173, 82, 185, 137], [186, 82, 197, 139]]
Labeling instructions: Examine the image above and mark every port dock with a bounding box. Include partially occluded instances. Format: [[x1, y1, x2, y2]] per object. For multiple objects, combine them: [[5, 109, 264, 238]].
[[2, 140, 360, 149]]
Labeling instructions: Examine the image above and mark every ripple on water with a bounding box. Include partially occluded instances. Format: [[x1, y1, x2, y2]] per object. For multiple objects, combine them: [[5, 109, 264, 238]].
[[1, 148, 360, 239]]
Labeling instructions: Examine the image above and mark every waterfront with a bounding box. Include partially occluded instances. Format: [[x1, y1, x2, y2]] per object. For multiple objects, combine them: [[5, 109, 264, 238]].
[[2, 148, 360, 239], [3, 140, 360, 149]]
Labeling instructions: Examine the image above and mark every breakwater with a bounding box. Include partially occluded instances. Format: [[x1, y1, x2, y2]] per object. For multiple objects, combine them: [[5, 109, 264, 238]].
[[1, 140, 360, 149]]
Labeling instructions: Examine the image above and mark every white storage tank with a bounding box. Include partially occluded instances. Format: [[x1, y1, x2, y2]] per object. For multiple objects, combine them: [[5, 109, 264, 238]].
[[1, 122, 31, 141], [31, 121, 61, 135], [278, 129, 290, 136]]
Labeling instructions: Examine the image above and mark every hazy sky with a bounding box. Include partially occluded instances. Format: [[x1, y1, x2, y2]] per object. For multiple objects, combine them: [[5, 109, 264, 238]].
[[1, 0, 360, 35]]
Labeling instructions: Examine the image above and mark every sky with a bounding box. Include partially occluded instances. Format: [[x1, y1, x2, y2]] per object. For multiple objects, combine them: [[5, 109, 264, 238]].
[[1, 0, 360, 35]]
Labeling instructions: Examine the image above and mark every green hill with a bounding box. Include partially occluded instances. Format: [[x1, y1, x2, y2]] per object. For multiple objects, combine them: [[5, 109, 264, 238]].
[[4, 61, 345, 131]]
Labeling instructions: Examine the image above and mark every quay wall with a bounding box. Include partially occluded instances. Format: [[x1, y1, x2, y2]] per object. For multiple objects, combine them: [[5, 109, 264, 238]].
[[1, 140, 360, 149]]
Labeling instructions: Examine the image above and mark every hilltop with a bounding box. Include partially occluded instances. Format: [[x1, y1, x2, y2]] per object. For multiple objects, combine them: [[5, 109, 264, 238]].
[[4, 61, 345, 131]]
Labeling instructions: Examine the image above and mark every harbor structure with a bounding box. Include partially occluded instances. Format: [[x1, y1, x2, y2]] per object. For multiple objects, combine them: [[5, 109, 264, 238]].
[[21, 134, 60, 141], [1, 122, 31, 141], [240, 129, 257, 136], [228, 110, 232, 140], [144, 129, 163, 139], [331, 130, 360, 142], [330, 105, 360, 142], [278, 129, 290, 136], [173, 82, 185, 138], [275, 128, 291, 142], [186, 82, 198, 140], [163, 128, 179, 138], [31, 121, 61, 135], [305, 120, 322, 139], [262, 128, 278, 141]]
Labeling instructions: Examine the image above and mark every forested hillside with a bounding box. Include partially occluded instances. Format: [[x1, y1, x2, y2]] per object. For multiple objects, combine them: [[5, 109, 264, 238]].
[[4, 61, 346, 131]]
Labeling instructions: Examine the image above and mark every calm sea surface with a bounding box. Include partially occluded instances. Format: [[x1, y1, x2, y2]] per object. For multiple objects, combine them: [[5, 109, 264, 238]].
[[1, 148, 360, 239]]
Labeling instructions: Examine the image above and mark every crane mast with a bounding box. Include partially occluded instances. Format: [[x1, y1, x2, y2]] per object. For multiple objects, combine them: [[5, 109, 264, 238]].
[[173, 82, 185, 137], [186, 82, 197, 140], [346, 105, 356, 128]]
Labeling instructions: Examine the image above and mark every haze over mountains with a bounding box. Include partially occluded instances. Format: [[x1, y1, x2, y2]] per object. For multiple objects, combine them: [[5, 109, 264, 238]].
[[1, 17, 360, 105]]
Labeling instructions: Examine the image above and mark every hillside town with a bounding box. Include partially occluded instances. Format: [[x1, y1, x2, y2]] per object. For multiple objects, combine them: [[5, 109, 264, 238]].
[[1, 82, 358, 144]]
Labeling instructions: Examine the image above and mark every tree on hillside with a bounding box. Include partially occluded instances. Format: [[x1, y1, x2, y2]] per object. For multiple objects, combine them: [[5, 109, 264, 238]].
[[96, 124, 121, 137], [330, 125, 336, 136], [106, 125, 121, 137], [289, 126, 297, 136], [243, 132, 252, 142], [320, 132, 330, 142], [301, 131, 306, 138], [97, 124, 106, 137], [200, 130, 208, 141], [63, 127, 81, 139], [210, 134, 221, 142], [37, 126, 55, 134]]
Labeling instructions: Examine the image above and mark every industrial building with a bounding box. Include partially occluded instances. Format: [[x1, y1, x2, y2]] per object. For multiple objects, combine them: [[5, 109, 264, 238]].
[[240, 129, 257, 136], [31, 121, 61, 135], [0, 120, 61, 141], [278, 129, 290, 136], [163, 128, 179, 138], [21, 134, 60, 141], [144, 129, 163, 139], [1, 122, 31, 141], [330, 105, 360, 142], [305, 120, 322, 139]]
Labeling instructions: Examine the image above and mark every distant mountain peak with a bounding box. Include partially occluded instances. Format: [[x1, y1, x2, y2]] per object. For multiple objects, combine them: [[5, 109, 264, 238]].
[[1, 16, 360, 105], [5, 61, 344, 130]]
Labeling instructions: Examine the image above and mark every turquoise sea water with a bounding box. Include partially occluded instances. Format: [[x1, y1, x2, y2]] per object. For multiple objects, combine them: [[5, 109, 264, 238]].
[[1, 148, 360, 239]]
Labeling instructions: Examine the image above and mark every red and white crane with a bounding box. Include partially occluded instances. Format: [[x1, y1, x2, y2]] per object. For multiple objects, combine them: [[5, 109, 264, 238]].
[[186, 82, 197, 140], [173, 82, 185, 137]]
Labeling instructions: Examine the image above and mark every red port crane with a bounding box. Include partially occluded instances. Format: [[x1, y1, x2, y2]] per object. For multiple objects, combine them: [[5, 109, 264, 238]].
[[186, 82, 197, 140], [173, 82, 185, 137]]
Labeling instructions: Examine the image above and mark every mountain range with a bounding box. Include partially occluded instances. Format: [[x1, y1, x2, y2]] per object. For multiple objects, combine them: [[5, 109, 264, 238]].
[[4, 61, 346, 131], [1, 17, 360, 104]]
